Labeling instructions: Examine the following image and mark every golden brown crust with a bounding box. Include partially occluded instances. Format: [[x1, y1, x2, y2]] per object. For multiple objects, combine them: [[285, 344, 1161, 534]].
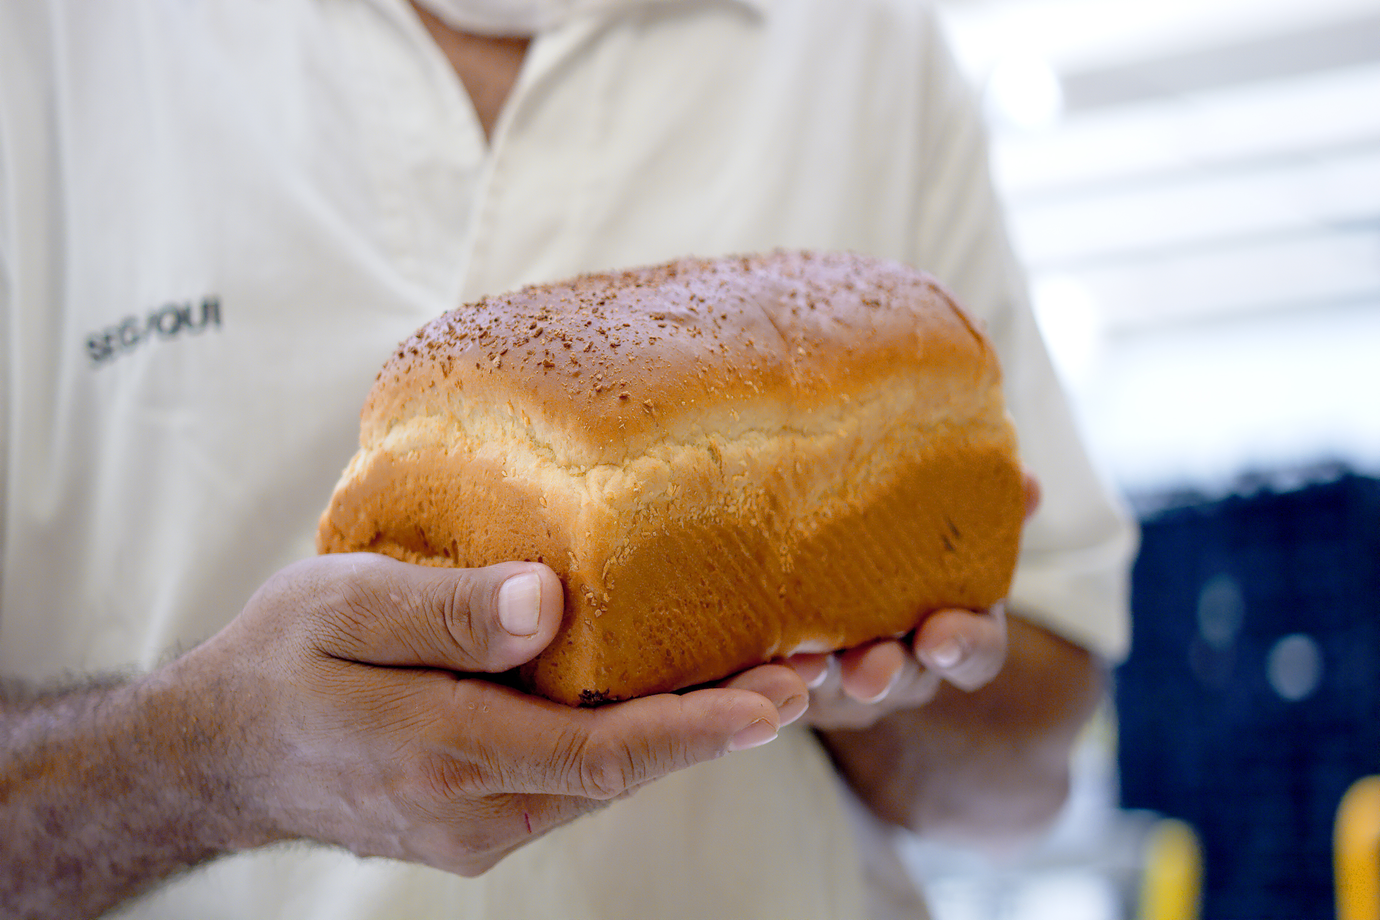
[[318, 250, 1024, 705]]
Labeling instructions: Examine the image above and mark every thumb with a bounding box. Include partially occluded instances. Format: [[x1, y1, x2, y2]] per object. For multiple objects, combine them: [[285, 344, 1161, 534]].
[[309, 553, 564, 673]]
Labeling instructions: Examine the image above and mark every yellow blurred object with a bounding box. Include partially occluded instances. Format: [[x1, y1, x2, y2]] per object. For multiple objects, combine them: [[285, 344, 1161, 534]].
[[1139, 817, 1203, 920], [1336, 775, 1380, 920]]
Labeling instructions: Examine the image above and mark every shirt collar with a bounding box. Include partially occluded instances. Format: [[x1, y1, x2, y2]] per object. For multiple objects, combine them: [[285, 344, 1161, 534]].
[[402, 0, 768, 37], [623, 0, 769, 13], [573, 0, 772, 26]]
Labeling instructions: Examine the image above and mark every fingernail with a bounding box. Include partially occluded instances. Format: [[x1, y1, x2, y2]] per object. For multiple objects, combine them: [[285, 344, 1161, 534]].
[[790, 656, 830, 689], [803, 655, 833, 689], [728, 719, 778, 752], [498, 572, 542, 637], [929, 639, 964, 670], [858, 668, 901, 705], [778, 692, 809, 727]]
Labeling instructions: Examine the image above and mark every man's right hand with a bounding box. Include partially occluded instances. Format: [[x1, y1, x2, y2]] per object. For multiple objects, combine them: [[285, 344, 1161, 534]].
[[170, 553, 804, 877]]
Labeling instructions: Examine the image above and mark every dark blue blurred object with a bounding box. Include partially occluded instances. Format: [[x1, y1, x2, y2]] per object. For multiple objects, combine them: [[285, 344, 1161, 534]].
[[1117, 469, 1380, 919]]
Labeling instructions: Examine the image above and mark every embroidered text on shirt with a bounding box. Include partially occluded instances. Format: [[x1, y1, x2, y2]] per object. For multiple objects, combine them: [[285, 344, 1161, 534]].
[[86, 296, 223, 367]]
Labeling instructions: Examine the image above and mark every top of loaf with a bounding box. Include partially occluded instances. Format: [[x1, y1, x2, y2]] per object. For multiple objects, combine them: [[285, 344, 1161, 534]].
[[362, 250, 998, 468]]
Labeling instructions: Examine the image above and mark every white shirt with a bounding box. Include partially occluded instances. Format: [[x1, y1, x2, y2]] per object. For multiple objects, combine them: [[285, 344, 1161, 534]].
[[0, 1, 1135, 917]]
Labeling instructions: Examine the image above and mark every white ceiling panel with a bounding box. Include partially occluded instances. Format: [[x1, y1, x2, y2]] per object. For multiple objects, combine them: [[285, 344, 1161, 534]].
[[938, 0, 1380, 75], [1010, 146, 1380, 269], [935, 0, 1380, 487], [1071, 230, 1380, 328], [992, 64, 1380, 198]]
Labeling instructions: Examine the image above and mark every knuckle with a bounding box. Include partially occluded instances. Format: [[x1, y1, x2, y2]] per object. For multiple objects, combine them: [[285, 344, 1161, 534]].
[[579, 740, 641, 799], [544, 725, 585, 785], [408, 745, 497, 803], [304, 577, 389, 653], [551, 723, 642, 800], [442, 578, 486, 659]]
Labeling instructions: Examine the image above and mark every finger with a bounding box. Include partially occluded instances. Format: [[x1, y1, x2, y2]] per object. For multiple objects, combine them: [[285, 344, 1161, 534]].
[[913, 605, 1008, 691], [719, 663, 811, 727], [457, 682, 783, 799], [836, 639, 909, 703], [310, 553, 564, 673], [781, 652, 831, 689], [801, 644, 941, 730], [1022, 468, 1042, 521]]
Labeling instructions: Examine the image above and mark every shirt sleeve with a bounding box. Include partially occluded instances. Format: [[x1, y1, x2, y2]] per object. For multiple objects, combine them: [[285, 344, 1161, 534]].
[[0, 6, 20, 615], [0, 1, 60, 623], [909, 11, 1138, 661]]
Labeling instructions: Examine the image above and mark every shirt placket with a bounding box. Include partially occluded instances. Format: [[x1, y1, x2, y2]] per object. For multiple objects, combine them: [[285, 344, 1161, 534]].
[[454, 15, 619, 300], [333, 0, 490, 308]]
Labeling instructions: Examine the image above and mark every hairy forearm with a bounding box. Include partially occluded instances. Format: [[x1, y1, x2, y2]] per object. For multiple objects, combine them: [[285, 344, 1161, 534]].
[[0, 668, 274, 920], [819, 615, 1106, 845]]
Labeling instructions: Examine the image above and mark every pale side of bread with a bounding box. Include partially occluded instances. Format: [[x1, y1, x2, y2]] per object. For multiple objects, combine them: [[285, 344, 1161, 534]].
[[317, 250, 1024, 705]]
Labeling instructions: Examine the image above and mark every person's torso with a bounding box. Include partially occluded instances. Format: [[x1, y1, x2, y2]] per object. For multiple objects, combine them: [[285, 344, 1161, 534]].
[[2, 1, 969, 916]]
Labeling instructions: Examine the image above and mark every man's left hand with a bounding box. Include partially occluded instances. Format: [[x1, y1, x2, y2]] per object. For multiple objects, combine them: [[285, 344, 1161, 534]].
[[784, 603, 1008, 730]]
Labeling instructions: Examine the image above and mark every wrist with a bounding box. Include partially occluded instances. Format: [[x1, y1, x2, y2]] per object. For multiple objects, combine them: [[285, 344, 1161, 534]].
[[145, 652, 294, 853], [0, 663, 281, 919]]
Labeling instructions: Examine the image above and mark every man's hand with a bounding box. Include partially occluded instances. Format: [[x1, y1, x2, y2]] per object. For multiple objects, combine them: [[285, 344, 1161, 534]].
[[783, 604, 1008, 731], [813, 615, 1104, 844], [790, 470, 1107, 846], [786, 467, 1037, 731], [1, 554, 803, 920], [174, 553, 803, 873]]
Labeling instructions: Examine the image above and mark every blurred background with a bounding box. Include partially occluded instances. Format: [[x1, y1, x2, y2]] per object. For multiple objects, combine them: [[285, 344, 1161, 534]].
[[902, 0, 1380, 917]]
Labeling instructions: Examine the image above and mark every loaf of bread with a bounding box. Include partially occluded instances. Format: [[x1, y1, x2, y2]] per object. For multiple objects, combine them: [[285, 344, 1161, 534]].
[[317, 250, 1024, 705]]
